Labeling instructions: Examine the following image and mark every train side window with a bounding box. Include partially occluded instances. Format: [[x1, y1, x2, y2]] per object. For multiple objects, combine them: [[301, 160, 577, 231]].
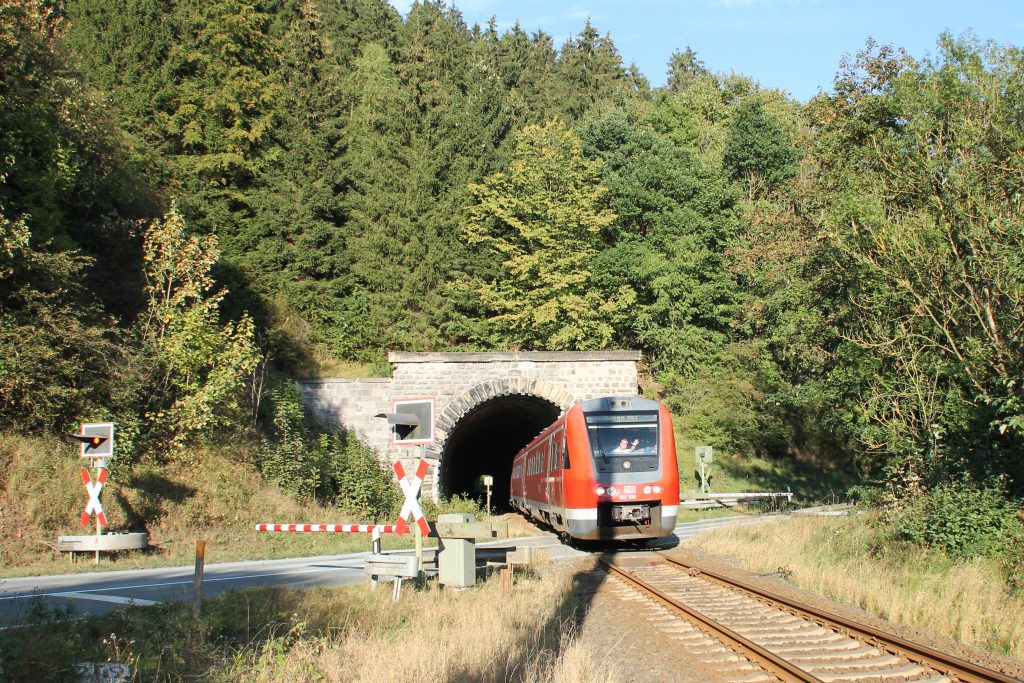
[[561, 435, 569, 469]]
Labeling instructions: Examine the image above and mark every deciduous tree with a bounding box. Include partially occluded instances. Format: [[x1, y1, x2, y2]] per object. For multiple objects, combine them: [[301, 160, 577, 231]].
[[464, 120, 624, 349]]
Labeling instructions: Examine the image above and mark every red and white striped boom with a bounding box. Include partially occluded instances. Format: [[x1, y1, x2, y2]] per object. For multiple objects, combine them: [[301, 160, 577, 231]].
[[255, 458, 431, 537], [256, 523, 399, 533]]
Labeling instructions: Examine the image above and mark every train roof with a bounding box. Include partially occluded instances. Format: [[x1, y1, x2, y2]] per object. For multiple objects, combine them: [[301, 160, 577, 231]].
[[578, 395, 661, 413]]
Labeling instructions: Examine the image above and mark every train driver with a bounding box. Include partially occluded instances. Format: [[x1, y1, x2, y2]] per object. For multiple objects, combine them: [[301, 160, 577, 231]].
[[612, 437, 640, 454]]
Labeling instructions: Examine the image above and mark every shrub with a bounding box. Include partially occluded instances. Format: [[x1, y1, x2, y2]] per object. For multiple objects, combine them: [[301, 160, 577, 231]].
[[889, 482, 1023, 561], [257, 382, 399, 520], [421, 494, 487, 520]]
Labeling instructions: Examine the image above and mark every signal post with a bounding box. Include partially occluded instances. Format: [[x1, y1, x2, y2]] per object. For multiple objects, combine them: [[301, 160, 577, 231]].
[[56, 423, 147, 562]]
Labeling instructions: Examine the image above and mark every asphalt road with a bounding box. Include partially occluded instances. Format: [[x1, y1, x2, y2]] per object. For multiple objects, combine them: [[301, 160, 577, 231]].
[[0, 516, 766, 627]]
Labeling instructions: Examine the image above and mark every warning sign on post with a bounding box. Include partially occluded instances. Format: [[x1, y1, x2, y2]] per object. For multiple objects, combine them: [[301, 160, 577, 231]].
[[389, 398, 435, 445], [80, 423, 115, 459]]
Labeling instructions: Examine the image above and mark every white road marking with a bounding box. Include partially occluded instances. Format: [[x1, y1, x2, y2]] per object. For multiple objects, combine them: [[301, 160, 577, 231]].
[[0, 565, 357, 602], [49, 592, 157, 606]]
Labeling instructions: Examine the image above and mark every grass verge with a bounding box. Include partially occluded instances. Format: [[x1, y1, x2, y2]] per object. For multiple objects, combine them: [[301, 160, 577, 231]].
[[691, 514, 1024, 660], [0, 565, 614, 682], [0, 433, 545, 578]]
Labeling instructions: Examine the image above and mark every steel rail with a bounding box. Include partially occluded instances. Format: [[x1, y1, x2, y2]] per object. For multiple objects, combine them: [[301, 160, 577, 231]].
[[598, 557, 823, 683], [662, 556, 1021, 683]]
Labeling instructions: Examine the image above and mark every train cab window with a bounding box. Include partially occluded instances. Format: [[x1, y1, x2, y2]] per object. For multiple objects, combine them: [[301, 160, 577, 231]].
[[585, 411, 660, 472]]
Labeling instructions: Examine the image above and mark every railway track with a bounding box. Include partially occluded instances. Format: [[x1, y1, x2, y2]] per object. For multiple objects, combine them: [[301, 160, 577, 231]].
[[599, 555, 1020, 683]]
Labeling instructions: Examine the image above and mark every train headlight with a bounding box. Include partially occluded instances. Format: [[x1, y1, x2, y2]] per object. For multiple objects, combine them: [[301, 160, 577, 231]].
[[643, 485, 652, 494], [653, 485, 661, 494], [607, 486, 618, 496], [595, 486, 606, 496]]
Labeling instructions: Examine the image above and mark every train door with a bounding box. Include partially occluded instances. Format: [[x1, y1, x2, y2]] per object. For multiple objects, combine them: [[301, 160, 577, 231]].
[[533, 446, 546, 505], [538, 439, 551, 510], [547, 429, 566, 527]]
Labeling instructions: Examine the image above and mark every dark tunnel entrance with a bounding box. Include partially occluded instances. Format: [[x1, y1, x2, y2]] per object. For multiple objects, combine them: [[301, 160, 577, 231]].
[[439, 395, 561, 511]]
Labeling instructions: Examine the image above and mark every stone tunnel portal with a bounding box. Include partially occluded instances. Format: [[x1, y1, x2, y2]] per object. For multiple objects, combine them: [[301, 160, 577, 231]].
[[439, 395, 561, 510]]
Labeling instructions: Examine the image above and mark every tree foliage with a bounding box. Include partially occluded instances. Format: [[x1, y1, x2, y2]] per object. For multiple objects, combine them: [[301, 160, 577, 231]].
[[1, 0, 1021, 542], [464, 120, 624, 349], [810, 36, 1024, 491], [139, 206, 259, 445]]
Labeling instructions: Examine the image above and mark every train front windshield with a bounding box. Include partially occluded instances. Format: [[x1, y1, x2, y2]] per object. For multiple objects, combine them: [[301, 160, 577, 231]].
[[585, 411, 660, 472]]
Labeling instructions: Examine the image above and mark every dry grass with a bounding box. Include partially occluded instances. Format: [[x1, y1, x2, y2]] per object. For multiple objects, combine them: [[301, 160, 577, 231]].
[[3, 557, 615, 681], [302, 354, 381, 378], [691, 515, 1024, 660], [225, 566, 617, 682]]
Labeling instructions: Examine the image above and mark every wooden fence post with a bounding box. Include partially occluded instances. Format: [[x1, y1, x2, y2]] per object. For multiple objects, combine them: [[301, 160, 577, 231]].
[[193, 540, 206, 616]]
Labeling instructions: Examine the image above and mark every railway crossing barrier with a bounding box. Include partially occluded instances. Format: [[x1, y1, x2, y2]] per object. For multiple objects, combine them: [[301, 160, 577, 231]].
[[256, 458, 511, 595], [256, 458, 432, 558], [254, 523, 401, 554], [679, 490, 794, 510]]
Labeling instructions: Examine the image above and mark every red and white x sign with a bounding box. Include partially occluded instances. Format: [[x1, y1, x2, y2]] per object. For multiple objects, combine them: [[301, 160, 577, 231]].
[[392, 459, 430, 536], [81, 468, 107, 528]]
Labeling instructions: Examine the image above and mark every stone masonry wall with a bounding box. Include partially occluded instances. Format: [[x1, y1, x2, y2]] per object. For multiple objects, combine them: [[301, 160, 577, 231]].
[[300, 351, 641, 499], [299, 378, 394, 453]]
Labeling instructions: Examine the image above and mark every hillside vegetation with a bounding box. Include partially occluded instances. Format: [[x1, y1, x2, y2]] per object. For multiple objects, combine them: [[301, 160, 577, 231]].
[[0, 432, 410, 576], [0, 0, 1021, 574]]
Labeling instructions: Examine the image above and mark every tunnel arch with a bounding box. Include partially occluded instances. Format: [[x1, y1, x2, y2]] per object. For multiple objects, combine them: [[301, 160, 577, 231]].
[[434, 380, 573, 509]]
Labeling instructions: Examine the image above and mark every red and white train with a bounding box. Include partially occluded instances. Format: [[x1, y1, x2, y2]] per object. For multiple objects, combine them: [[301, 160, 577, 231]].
[[510, 396, 679, 541]]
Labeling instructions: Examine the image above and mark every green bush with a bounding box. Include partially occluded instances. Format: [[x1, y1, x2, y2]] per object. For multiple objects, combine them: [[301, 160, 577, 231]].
[[257, 382, 399, 520], [421, 494, 488, 520], [890, 482, 1023, 561]]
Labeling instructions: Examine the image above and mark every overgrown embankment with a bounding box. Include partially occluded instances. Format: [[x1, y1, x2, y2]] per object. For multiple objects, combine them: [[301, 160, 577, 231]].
[[692, 514, 1024, 660], [0, 433, 409, 577]]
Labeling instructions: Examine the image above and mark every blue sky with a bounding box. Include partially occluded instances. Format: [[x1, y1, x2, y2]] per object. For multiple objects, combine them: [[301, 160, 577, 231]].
[[387, 1, 1024, 101]]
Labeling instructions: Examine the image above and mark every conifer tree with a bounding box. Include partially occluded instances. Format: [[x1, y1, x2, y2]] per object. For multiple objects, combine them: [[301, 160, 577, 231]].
[[557, 20, 635, 120], [160, 0, 285, 253], [338, 41, 425, 354], [247, 1, 354, 359], [666, 46, 709, 93]]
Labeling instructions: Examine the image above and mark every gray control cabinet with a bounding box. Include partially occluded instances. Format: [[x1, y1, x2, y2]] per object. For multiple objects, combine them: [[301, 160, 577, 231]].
[[437, 513, 476, 588]]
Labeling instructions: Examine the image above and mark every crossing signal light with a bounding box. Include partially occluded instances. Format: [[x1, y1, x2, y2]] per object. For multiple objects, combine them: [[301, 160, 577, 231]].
[[62, 434, 108, 451], [66, 422, 115, 458]]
